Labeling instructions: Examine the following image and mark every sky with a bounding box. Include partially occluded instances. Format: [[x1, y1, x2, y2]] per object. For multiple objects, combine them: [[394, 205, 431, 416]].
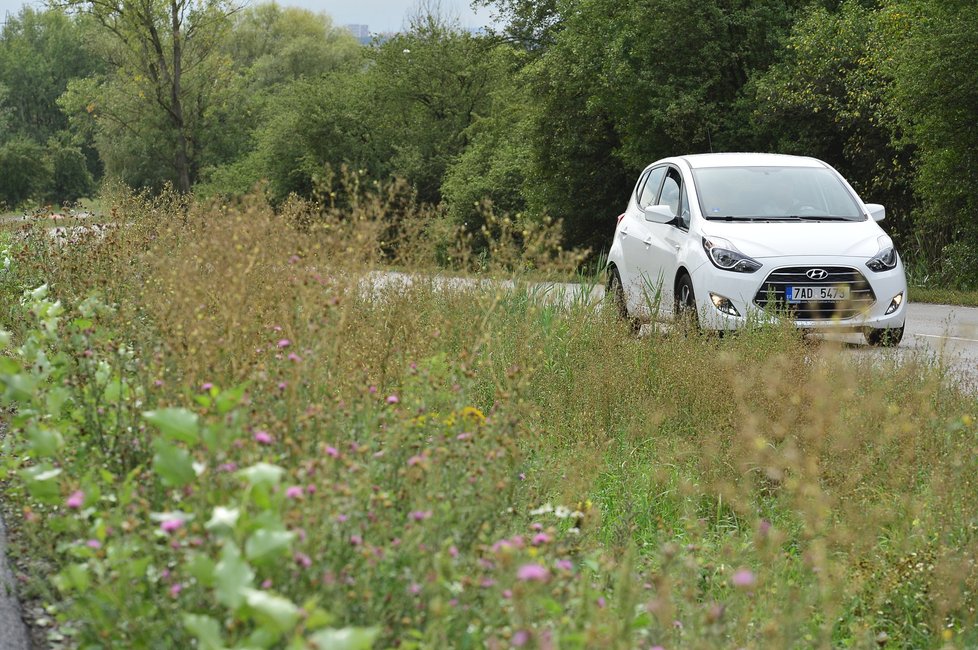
[[1, 0, 495, 33]]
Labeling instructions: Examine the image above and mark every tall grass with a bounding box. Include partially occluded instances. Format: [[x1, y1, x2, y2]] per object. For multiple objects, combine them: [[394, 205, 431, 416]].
[[0, 181, 975, 648]]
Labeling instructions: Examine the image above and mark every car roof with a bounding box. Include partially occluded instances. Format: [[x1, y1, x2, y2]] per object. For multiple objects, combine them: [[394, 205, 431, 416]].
[[675, 153, 827, 169]]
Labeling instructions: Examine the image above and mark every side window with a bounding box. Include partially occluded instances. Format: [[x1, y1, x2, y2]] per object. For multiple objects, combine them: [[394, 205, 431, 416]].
[[677, 186, 691, 230], [659, 168, 682, 217], [639, 167, 667, 209]]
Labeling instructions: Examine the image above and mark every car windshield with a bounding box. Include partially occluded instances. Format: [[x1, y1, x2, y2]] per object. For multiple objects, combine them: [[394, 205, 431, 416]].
[[692, 166, 864, 221]]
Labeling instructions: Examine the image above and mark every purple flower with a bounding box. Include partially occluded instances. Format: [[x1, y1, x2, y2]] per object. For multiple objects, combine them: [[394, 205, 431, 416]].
[[160, 519, 183, 534], [409, 510, 432, 522], [217, 462, 238, 473], [287, 352, 302, 363], [732, 568, 756, 588], [408, 583, 422, 595], [516, 564, 550, 582], [169, 583, 183, 598], [201, 382, 214, 391], [254, 431, 273, 445], [325, 446, 339, 458], [556, 559, 573, 571], [294, 552, 312, 568], [285, 486, 304, 499], [349, 534, 362, 546], [512, 630, 530, 647], [277, 339, 291, 348], [66, 490, 85, 509], [386, 395, 399, 404], [85, 539, 102, 549], [532, 533, 552, 545]]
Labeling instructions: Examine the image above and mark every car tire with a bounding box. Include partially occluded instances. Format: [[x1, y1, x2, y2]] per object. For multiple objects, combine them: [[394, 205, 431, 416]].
[[864, 325, 904, 347], [674, 273, 699, 332], [607, 268, 640, 333]]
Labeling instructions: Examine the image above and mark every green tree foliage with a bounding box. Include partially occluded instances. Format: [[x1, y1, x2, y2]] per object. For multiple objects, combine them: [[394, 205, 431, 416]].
[[887, 0, 978, 285], [60, 0, 237, 192], [0, 138, 52, 208]]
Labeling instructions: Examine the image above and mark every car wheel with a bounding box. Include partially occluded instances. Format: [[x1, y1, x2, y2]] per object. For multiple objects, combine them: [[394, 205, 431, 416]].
[[864, 325, 904, 347], [674, 273, 699, 332], [607, 268, 640, 333]]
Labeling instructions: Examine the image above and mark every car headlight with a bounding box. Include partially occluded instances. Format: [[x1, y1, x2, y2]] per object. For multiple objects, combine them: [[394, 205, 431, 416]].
[[867, 247, 898, 272], [702, 237, 762, 273]]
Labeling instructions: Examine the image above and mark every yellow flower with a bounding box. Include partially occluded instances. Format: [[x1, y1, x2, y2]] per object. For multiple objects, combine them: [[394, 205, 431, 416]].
[[460, 406, 486, 423]]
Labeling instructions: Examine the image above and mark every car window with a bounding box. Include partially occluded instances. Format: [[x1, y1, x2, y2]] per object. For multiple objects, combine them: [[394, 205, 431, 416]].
[[639, 167, 667, 209], [658, 168, 682, 217]]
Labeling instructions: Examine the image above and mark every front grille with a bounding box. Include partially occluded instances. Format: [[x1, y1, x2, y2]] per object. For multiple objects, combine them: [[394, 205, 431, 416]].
[[753, 266, 876, 320]]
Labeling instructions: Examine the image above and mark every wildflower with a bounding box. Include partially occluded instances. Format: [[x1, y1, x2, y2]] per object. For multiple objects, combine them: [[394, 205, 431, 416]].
[[386, 395, 399, 404], [169, 583, 183, 598], [513, 630, 530, 647], [306, 484, 317, 494], [154, 379, 164, 388], [532, 533, 552, 545], [254, 431, 273, 445], [294, 552, 312, 568], [285, 486, 303, 499], [289, 255, 301, 264], [336, 514, 348, 523], [556, 559, 573, 571], [325, 446, 339, 458], [350, 534, 362, 546], [287, 352, 302, 363], [160, 519, 183, 534], [66, 490, 85, 509], [449, 546, 459, 558], [201, 382, 213, 391], [277, 382, 287, 391], [407, 454, 425, 466], [217, 462, 238, 473], [408, 583, 422, 595], [519, 472, 526, 481], [502, 589, 513, 599], [732, 568, 756, 588], [480, 577, 496, 588], [516, 564, 550, 582], [596, 596, 607, 608], [530, 504, 553, 516], [409, 510, 432, 522], [277, 339, 290, 348], [261, 579, 273, 589], [86, 539, 101, 549]]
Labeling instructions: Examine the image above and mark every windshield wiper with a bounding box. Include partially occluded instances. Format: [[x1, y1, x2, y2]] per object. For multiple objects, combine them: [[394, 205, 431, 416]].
[[784, 215, 859, 222]]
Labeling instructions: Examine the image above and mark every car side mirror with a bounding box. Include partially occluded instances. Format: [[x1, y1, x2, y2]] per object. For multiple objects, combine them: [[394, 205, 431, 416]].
[[866, 203, 885, 222], [644, 204, 675, 223]]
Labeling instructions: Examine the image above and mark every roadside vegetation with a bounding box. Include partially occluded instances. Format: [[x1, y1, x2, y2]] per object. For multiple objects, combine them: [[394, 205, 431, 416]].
[[0, 185, 976, 648]]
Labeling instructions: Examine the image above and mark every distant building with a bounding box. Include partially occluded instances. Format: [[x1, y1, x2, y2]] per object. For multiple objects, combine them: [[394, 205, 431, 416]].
[[345, 24, 372, 45]]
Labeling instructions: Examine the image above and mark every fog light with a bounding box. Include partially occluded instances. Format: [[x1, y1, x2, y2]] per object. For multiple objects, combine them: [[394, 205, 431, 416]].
[[885, 292, 904, 315], [710, 292, 741, 317]]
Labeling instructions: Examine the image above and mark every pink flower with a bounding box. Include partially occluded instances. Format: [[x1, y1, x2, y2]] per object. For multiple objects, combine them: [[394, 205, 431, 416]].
[[513, 630, 530, 647], [336, 513, 348, 523], [449, 546, 459, 558], [277, 339, 291, 348], [285, 486, 303, 499], [66, 490, 85, 509], [160, 519, 183, 534], [407, 454, 424, 466], [410, 510, 432, 522], [287, 352, 302, 363], [154, 379, 164, 388], [294, 552, 312, 568], [254, 430, 273, 444], [306, 484, 317, 494], [349, 534, 362, 546], [169, 583, 183, 598], [85, 539, 101, 549], [732, 568, 756, 588], [386, 395, 399, 404], [325, 446, 339, 458], [217, 462, 238, 473], [261, 579, 273, 589], [556, 559, 573, 571], [277, 382, 287, 391], [408, 583, 422, 595], [480, 577, 496, 588], [201, 382, 213, 391], [532, 533, 552, 545], [516, 564, 550, 582]]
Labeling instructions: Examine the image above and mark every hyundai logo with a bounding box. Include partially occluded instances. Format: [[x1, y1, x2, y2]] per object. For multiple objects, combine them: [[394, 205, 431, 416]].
[[806, 268, 829, 280]]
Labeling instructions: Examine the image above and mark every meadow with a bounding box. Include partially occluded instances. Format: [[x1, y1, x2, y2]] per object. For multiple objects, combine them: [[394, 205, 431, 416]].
[[0, 183, 976, 649]]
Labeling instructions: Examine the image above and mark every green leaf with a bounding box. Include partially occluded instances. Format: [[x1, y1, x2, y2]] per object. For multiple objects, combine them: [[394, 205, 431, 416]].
[[215, 384, 247, 415], [20, 465, 62, 503], [186, 553, 216, 587], [237, 463, 284, 488], [143, 408, 200, 444], [245, 529, 295, 564], [1, 373, 37, 403], [242, 588, 300, 634], [214, 542, 254, 610], [183, 614, 226, 650], [27, 426, 64, 457], [308, 627, 380, 650], [152, 440, 195, 487]]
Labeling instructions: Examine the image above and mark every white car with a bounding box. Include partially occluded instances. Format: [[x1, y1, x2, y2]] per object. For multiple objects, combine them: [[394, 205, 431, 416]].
[[606, 153, 907, 345]]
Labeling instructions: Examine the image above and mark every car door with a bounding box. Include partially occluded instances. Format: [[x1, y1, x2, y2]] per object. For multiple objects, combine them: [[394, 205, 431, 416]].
[[619, 166, 667, 316], [631, 166, 689, 317]]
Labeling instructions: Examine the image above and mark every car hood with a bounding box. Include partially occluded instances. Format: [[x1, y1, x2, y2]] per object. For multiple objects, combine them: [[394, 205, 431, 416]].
[[700, 219, 885, 259]]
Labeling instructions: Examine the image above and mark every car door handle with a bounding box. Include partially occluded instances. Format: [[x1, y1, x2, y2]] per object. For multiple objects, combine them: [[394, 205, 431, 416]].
[[643, 237, 653, 246]]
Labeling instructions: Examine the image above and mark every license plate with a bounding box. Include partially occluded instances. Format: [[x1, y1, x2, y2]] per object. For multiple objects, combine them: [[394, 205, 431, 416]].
[[786, 285, 850, 303]]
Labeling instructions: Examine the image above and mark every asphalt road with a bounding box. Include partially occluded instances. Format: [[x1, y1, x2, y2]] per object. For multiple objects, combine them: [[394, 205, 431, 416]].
[[0, 512, 28, 650]]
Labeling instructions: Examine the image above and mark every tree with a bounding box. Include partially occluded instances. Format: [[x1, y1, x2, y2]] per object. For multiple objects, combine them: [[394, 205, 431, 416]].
[[58, 0, 237, 192], [0, 138, 52, 208]]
